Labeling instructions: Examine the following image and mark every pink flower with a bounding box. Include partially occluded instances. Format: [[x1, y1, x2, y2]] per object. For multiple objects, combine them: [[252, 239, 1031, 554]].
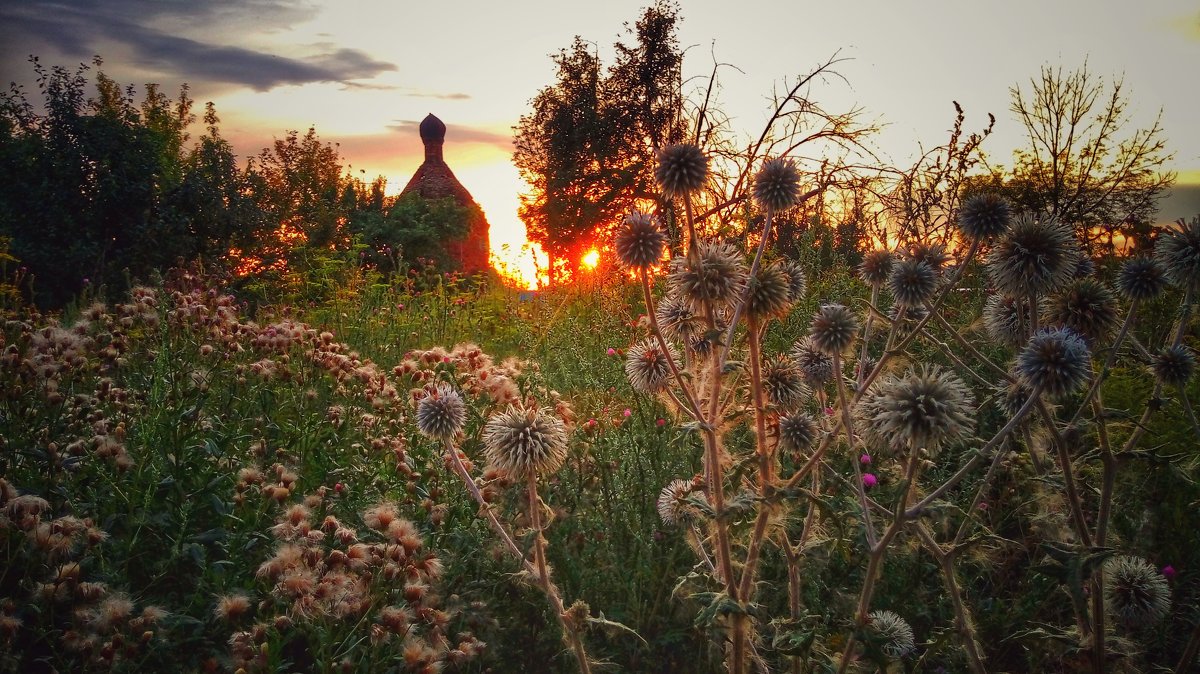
[[862, 473, 878, 488], [623, 408, 632, 418], [824, 407, 835, 416], [1163, 565, 1177, 579], [977, 501, 988, 510], [606, 347, 617, 356], [334, 482, 345, 494], [656, 418, 666, 427], [859, 454, 872, 464]]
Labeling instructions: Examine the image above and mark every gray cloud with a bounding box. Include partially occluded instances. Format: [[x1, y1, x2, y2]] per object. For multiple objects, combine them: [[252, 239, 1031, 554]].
[[388, 120, 509, 147], [403, 91, 472, 100], [0, 0, 395, 91]]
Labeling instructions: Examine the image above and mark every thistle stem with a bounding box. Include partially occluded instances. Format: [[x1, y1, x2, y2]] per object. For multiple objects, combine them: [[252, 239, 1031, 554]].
[[912, 524, 987, 674], [528, 474, 593, 674]]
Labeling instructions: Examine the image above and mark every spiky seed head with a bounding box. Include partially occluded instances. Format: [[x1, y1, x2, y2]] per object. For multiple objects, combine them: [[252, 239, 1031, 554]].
[[778, 413, 818, 454], [1155, 215, 1200, 291], [958, 192, 1013, 240], [1152, 345, 1195, 387], [614, 212, 668, 270], [792, 337, 835, 385], [745, 263, 794, 320], [808, 304, 859, 356], [1074, 255, 1096, 279], [1016, 328, 1091, 397], [625, 339, 679, 393], [667, 242, 748, 311], [482, 407, 569, 480], [888, 258, 938, 308], [1043, 278, 1118, 344], [865, 610, 916, 659], [655, 144, 708, 198], [999, 380, 1036, 419], [416, 384, 466, 439], [779, 258, 808, 302], [763, 355, 810, 410], [983, 294, 1041, 348], [889, 303, 929, 324], [987, 213, 1082, 297], [859, 249, 894, 287], [908, 242, 952, 273], [656, 294, 702, 343], [856, 366, 974, 452], [656, 479, 699, 525], [753, 157, 802, 212], [1117, 257, 1167, 301], [1104, 555, 1171, 625]]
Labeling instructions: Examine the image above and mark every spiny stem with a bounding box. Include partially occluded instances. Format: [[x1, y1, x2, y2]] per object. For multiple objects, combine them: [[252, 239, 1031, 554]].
[[912, 524, 987, 674], [738, 317, 773, 601]]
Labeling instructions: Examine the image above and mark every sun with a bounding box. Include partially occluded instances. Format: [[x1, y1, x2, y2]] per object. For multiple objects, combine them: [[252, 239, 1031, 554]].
[[581, 248, 600, 271]]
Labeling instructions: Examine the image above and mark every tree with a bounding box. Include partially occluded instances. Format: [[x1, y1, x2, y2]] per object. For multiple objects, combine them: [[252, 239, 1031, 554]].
[[348, 193, 473, 276], [248, 127, 350, 252]]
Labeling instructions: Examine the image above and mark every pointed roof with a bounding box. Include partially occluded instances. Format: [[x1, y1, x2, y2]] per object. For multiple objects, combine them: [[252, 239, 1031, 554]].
[[400, 114, 473, 204]]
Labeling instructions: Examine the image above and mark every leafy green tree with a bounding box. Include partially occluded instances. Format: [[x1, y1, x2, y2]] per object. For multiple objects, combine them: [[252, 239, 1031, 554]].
[[349, 193, 473, 275], [248, 127, 350, 251]]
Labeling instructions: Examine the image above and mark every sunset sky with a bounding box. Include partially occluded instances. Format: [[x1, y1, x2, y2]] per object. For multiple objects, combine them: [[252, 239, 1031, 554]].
[[2, 0, 1198, 282]]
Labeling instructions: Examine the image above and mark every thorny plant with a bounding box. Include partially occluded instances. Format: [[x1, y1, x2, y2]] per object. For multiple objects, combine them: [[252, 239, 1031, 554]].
[[613, 139, 1199, 673]]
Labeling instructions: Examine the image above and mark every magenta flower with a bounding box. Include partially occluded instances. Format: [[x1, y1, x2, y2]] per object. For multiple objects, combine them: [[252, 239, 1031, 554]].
[[623, 408, 632, 417], [607, 347, 617, 356], [1162, 565, 1177, 579], [860, 454, 872, 464], [862, 473, 878, 488]]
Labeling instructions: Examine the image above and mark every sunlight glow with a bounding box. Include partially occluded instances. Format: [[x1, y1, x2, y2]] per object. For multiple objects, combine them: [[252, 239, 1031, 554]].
[[581, 248, 600, 271]]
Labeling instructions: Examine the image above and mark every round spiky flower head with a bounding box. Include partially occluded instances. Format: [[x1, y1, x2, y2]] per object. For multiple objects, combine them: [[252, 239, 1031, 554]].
[[416, 383, 466, 439], [625, 339, 679, 393], [1155, 215, 1200, 291], [764, 355, 810, 410], [983, 295, 1041, 348], [859, 249, 894, 287], [1104, 555, 1171, 626], [808, 304, 859, 356], [667, 242, 748, 311], [999, 379, 1036, 419], [1152, 344, 1195, 388], [656, 479, 699, 525], [1043, 278, 1118, 344], [856, 366, 974, 452], [792, 337, 835, 385], [957, 192, 1013, 240], [1016, 328, 1091, 397], [656, 294, 702, 343], [778, 413, 818, 455], [655, 144, 708, 198], [614, 212, 668, 270], [779, 258, 808, 302], [865, 610, 916, 659], [908, 242, 952, 273], [1117, 257, 1167, 301], [753, 157, 802, 212], [746, 263, 794, 320], [888, 258, 938, 308], [482, 406, 569, 480], [988, 213, 1082, 297]]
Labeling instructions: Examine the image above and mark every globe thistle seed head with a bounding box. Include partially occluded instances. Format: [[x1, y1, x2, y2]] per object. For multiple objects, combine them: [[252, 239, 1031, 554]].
[[753, 157, 802, 212], [859, 249, 894, 287], [865, 610, 916, 659], [1117, 257, 1167, 301], [957, 192, 1013, 240], [655, 144, 708, 198], [614, 212, 668, 270], [1016, 328, 1092, 397], [1152, 344, 1195, 387], [1043, 278, 1118, 344], [987, 213, 1082, 297], [808, 304, 859, 356], [667, 242, 748, 311], [656, 294, 701, 343], [792, 337, 835, 385], [889, 303, 929, 324], [745, 263, 794, 320], [983, 294, 1041, 348], [908, 242, 952, 273], [763, 355, 810, 410], [778, 413, 818, 455], [999, 380, 1035, 419], [888, 258, 938, 308], [779, 258, 808, 302], [482, 407, 569, 480], [1104, 555, 1171, 625], [856, 366, 974, 452], [625, 339, 679, 393], [1155, 215, 1200, 291], [656, 479, 699, 525], [1073, 255, 1096, 279], [416, 383, 466, 439]]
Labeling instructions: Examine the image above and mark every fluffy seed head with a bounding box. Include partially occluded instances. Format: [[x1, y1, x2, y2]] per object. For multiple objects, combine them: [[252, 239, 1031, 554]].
[[1155, 215, 1200, 290], [1016, 328, 1091, 397], [763, 355, 810, 410], [778, 413, 818, 455], [983, 295, 1040, 348], [791, 338, 835, 385], [482, 407, 569, 480], [656, 294, 702, 343], [1152, 345, 1195, 387], [957, 192, 1013, 240], [856, 366, 974, 452], [667, 242, 748, 310], [987, 213, 1082, 297], [866, 610, 916, 659], [614, 212, 668, 270], [808, 304, 859, 355], [625, 339, 679, 393], [908, 242, 952, 273], [1117, 257, 1167, 301], [656, 479, 698, 525], [859, 249, 894, 287], [888, 258, 938, 308], [655, 144, 708, 198], [1104, 555, 1171, 625], [753, 158, 802, 212], [1043, 278, 1118, 344], [745, 263, 794, 320], [416, 384, 466, 439], [779, 258, 808, 303]]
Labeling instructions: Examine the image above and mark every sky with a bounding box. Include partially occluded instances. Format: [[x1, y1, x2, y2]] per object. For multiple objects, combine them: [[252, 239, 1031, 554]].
[[2, 0, 1199, 283]]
